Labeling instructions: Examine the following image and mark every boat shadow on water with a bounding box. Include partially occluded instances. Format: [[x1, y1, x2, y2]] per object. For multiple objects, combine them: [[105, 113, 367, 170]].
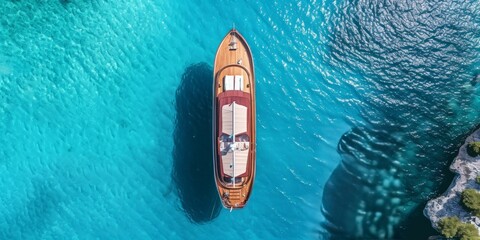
[[172, 63, 221, 223]]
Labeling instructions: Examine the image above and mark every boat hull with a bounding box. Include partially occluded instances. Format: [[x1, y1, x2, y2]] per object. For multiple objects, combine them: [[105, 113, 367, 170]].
[[213, 29, 256, 209]]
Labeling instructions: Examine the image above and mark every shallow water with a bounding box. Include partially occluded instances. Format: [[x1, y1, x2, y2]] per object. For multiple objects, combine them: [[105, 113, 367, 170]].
[[0, 0, 479, 239]]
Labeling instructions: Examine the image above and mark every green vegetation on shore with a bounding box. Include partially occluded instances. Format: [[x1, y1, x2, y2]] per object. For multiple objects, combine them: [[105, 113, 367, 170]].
[[438, 217, 479, 240], [462, 189, 480, 217], [433, 139, 480, 239], [467, 142, 480, 157], [439, 188, 480, 239]]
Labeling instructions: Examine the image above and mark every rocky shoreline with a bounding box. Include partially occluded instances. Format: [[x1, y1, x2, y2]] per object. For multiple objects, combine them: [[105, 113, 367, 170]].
[[424, 128, 480, 233]]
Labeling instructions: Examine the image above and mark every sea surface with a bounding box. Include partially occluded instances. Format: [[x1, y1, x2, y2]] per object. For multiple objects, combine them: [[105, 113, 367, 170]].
[[0, 0, 479, 239]]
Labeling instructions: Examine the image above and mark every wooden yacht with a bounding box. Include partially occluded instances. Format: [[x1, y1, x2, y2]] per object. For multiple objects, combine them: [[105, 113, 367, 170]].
[[213, 29, 256, 209]]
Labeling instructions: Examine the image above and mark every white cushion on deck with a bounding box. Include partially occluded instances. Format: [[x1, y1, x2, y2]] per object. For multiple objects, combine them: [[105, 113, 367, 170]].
[[234, 75, 243, 91], [222, 103, 247, 136], [222, 147, 249, 177], [224, 75, 234, 91]]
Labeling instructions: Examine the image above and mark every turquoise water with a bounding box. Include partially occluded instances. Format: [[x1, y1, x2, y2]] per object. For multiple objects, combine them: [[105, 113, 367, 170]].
[[0, 0, 479, 239]]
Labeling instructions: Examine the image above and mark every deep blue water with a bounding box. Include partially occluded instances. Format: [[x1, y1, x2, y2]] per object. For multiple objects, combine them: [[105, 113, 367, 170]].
[[0, 0, 479, 239]]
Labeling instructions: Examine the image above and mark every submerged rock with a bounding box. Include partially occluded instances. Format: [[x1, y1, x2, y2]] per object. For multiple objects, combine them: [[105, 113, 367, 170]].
[[424, 128, 480, 234], [471, 74, 480, 86]]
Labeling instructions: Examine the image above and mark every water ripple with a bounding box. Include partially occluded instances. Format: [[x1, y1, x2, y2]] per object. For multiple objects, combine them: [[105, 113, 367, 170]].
[[321, 0, 480, 238]]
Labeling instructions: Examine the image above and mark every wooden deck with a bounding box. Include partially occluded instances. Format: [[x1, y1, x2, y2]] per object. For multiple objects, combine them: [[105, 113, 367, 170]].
[[213, 29, 256, 209], [214, 31, 254, 95]]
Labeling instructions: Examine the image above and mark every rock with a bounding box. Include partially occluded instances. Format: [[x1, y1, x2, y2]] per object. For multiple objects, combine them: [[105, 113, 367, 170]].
[[424, 128, 480, 235], [471, 74, 479, 86]]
